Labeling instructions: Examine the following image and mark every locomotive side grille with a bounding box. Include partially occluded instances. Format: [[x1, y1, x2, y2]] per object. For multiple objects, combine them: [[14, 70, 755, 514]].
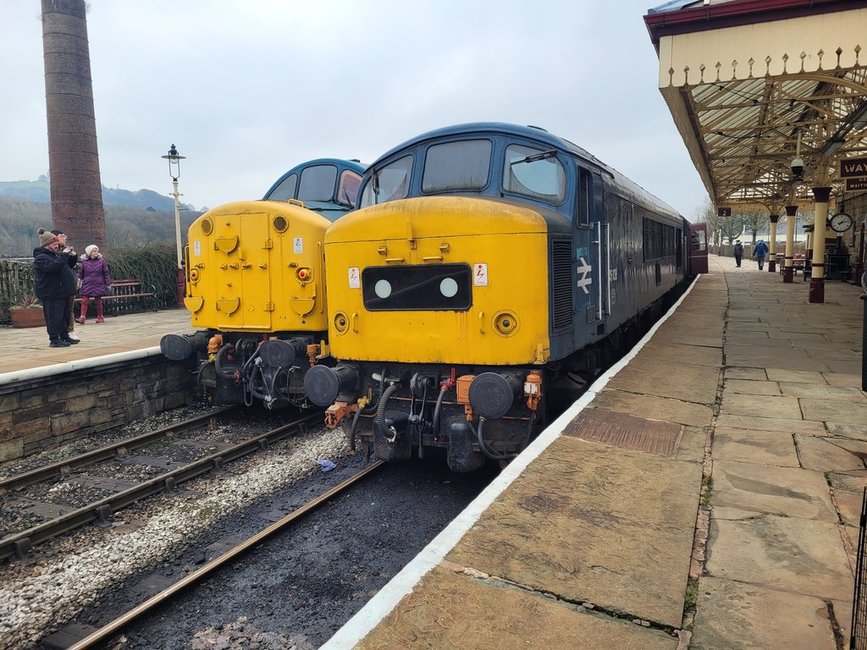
[[550, 239, 573, 331]]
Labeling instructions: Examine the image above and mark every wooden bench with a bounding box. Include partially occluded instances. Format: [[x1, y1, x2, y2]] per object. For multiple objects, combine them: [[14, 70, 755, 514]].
[[74, 279, 157, 316], [776, 253, 806, 276]]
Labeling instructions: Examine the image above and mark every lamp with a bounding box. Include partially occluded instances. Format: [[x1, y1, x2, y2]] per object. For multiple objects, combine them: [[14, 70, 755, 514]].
[[161, 144, 187, 307]]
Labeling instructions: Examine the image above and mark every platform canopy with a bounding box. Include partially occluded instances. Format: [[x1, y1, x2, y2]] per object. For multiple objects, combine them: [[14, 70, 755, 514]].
[[645, 0, 867, 211]]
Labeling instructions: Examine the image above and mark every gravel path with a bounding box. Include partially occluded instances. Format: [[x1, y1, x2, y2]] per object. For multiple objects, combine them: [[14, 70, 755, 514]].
[[0, 425, 350, 648]]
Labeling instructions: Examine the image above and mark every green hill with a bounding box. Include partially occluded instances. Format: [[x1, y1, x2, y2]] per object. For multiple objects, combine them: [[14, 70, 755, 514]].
[[0, 178, 195, 212], [0, 178, 204, 255]]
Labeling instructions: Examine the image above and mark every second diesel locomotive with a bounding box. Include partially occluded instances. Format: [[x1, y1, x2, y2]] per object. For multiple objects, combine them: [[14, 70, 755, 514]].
[[303, 123, 702, 471], [161, 158, 365, 408]]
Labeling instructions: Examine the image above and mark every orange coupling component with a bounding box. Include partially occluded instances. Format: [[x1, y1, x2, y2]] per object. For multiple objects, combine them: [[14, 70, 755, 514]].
[[456, 374, 475, 421], [324, 401, 349, 429], [455, 375, 475, 404], [524, 371, 542, 411], [306, 343, 319, 367], [206, 334, 223, 361]]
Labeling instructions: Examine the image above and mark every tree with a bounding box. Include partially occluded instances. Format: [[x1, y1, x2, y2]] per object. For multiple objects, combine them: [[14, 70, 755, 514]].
[[719, 213, 746, 245], [42, 0, 107, 249], [741, 211, 769, 244]]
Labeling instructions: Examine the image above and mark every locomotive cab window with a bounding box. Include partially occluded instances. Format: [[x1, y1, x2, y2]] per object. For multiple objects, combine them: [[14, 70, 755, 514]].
[[298, 164, 338, 203], [360, 155, 413, 207], [422, 139, 492, 193], [267, 173, 298, 201], [502, 145, 566, 204], [337, 169, 362, 207]]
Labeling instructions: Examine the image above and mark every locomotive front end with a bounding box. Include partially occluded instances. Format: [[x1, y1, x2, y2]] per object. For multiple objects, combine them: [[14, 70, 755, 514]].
[[162, 200, 331, 408], [306, 195, 552, 471]]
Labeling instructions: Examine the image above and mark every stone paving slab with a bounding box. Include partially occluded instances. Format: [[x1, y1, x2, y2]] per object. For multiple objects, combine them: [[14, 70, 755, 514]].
[[825, 372, 866, 389], [724, 348, 830, 372], [828, 469, 867, 493], [606, 361, 720, 405], [711, 426, 799, 467], [715, 413, 827, 435], [446, 436, 702, 628], [357, 565, 679, 650], [780, 382, 867, 401], [800, 398, 867, 424], [711, 460, 837, 521], [675, 426, 706, 463], [724, 378, 781, 395], [690, 576, 841, 650], [767, 368, 830, 383], [593, 389, 713, 429], [796, 435, 866, 472], [719, 392, 801, 420], [706, 514, 852, 601], [631, 342, 722, 368], [724, 367, 767, 381], [827, 421, 867, 439], [835, 489, 863, 528]]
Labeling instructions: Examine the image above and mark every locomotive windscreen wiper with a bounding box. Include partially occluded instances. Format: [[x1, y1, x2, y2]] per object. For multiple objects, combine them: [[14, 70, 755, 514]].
[[510, 149, 557, 166]]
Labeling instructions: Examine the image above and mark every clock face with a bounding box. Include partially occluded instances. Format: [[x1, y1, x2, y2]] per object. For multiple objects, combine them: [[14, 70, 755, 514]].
[[830, 213, 853, 233]]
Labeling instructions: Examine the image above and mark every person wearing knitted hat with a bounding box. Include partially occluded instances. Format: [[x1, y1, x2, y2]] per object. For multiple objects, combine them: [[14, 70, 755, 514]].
[[50, 229, 81, 341], [76, 244, 112, 324], [33, 228, 79, 347]]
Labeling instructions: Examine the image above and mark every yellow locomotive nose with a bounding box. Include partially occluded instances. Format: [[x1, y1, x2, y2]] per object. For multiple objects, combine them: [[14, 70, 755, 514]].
[[186, 201, 329, 333], [323, 196, 551, 366]]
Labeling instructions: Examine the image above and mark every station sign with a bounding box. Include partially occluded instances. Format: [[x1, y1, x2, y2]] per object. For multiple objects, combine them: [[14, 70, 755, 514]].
[[717, 207, 732, 217], [840, 157, 867, 178], [846, 178, 867, 191]]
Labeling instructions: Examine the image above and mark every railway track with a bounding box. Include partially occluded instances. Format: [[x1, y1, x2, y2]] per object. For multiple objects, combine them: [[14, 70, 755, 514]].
[[67, 461, 384, 650], [0, 408, 322, 562]]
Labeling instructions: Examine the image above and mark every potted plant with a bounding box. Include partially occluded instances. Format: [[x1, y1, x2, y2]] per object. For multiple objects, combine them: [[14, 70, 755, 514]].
[[9, 294, 45, 328]]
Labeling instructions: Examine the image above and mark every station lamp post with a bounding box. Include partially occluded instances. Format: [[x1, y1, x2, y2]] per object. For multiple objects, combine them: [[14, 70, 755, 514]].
[[161, 144, 186, 307]]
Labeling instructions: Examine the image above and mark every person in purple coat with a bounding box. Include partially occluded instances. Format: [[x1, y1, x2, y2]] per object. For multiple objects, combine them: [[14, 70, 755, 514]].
[[76, 245, 112, 323]]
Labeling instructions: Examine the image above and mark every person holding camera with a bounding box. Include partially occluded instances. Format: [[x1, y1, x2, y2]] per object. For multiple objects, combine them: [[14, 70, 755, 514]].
[[33, 228, 80, 347]]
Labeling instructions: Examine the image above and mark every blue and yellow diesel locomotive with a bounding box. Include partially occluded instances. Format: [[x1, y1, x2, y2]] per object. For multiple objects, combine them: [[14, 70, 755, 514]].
[[303, 123, 697, 471], [161, 157, 365, 408]]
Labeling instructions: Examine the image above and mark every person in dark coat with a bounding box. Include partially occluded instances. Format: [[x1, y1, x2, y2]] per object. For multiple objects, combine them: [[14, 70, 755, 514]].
[[76, 244, 112, 323], [733, 240, 744, 267], [50, 229, 80, 341], [754, 240, 769, 270], [33, 228, 79, 347]]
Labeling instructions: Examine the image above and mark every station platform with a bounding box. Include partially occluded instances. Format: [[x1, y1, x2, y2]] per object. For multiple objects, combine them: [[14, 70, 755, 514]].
[[327, 254, 867, 649], [0, 308, 192, 379]]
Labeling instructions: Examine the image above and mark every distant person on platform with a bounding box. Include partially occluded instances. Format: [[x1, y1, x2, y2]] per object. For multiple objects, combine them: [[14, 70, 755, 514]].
[[77, 244, 112, 324], [733, 240, 744, 267], [50, 228, 80, 342], [33, 228, 79, 348], [754, 240, 769, 270]]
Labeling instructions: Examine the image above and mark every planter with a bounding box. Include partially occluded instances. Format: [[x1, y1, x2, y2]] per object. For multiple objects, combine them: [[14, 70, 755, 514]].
[[10, 308, 45, 328]]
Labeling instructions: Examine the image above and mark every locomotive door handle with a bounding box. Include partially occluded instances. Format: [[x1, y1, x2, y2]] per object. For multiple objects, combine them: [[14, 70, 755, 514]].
[[478, 311, 485, 334], [604, 222, 611, 317], [594, 222, 603, 321], [351, 312, 359, 333]]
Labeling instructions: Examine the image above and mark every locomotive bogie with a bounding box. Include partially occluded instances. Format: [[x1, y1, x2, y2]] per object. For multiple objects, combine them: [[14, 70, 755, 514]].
[[307, 360, 542, 473]]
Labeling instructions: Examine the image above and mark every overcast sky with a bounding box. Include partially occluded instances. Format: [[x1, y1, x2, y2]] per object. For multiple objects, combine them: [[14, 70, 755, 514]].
[[0, 0, 709, 218]]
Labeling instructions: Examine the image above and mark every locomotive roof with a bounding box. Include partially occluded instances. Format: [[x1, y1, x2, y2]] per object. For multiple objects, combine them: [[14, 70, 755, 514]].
[[366, 122, 682, 221], [263, 157, 366, 200]]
